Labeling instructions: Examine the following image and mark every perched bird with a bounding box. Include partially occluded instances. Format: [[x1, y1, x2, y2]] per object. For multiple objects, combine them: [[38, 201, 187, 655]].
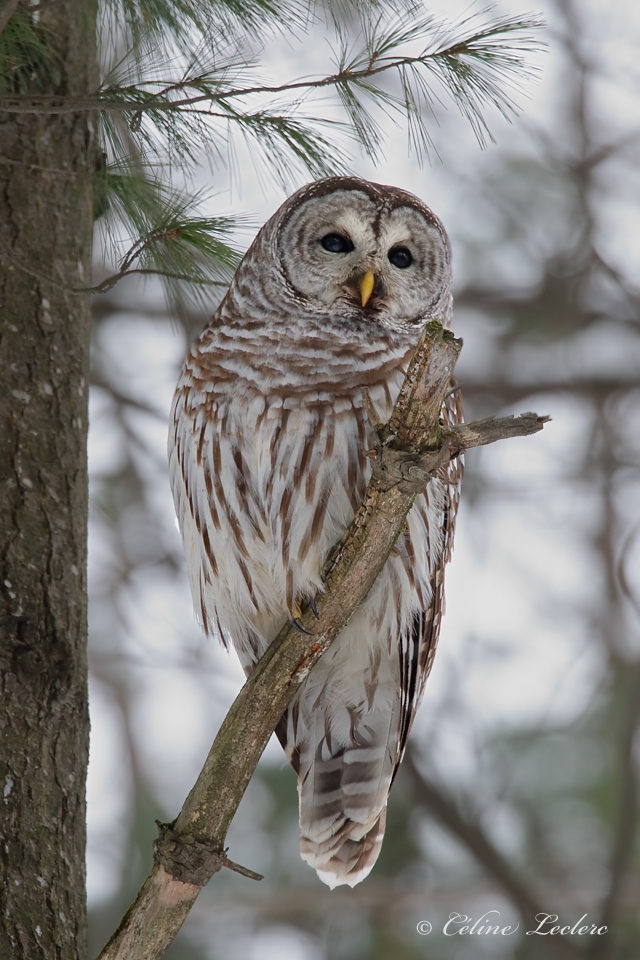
[[169, 177, 462, 888]]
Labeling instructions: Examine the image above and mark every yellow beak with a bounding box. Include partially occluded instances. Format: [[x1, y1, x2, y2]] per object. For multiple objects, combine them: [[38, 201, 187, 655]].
[[359, 271, 375, 307]]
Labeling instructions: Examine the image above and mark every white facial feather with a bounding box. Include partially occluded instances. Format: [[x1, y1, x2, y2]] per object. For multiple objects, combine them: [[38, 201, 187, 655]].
[[276, 184, 451, 326]]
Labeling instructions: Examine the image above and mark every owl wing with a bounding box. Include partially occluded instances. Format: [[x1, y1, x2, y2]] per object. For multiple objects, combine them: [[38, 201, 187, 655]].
[[393, 387, 464, 779], [274, 389, 462, 804]]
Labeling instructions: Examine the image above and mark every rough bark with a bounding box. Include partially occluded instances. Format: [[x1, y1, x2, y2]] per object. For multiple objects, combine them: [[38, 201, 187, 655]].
[[0, 4, 97, 958]]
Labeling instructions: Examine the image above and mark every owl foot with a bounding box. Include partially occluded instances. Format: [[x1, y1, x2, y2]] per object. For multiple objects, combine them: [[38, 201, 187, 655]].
[[289, 595, 319, 633]]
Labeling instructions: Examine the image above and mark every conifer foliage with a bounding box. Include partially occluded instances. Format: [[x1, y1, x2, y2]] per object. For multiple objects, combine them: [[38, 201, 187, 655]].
[[2, 0, 543, 303]]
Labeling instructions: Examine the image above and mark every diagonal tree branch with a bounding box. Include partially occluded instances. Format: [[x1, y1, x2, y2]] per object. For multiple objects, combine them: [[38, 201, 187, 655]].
[[98, 321, 548, 960]]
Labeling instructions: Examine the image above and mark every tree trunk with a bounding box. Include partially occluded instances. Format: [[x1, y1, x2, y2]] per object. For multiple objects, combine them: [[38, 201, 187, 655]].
[[0, 4, 97, 958]]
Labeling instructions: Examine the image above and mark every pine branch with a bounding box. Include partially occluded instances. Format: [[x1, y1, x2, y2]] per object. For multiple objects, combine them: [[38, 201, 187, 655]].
[[1, 12, 545, 156], [89, 266, 230, 295], [97, 322, 549, 960], [1, 35, 541, 115], [2, 169, 242, 300], [100, 0, 363, 56], [0, 1, 20, 36], [94, 168, 244, 301], [0, 4, 62, 93]]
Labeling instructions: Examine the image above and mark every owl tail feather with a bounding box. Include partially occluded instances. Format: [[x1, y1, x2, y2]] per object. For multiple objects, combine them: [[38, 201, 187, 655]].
[[294, 734, 394, 888], [300, 807, 387, 889]]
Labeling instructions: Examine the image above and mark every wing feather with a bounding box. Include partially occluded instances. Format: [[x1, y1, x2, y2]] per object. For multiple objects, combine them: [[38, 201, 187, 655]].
[[392, 387, 464, 779]]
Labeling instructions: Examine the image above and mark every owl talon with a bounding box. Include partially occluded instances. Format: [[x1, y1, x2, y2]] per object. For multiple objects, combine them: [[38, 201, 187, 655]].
[[289, 616, 312, 636], [309, 596, 319, 619]]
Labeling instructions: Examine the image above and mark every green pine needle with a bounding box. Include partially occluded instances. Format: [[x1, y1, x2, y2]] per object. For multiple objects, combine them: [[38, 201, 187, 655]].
[[0, 8, 61, 96], [94, 165, 244, 304], [84, 1, 544, 299]]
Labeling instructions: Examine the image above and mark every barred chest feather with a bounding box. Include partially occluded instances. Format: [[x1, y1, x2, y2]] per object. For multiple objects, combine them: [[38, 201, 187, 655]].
[[170, 321, 446, 668]]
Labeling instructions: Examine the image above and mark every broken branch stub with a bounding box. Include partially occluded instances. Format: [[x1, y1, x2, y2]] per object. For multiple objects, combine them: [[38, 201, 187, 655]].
[[384, 321, 462, 450]]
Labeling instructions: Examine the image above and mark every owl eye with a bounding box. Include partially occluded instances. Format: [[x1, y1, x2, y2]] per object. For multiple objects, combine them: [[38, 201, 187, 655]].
[[388, 246, 413, 269], [320, 233, 355, 254]]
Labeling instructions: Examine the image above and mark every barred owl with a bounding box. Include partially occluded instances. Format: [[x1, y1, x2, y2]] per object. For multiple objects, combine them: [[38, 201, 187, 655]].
[[169, 177, 462, 888]]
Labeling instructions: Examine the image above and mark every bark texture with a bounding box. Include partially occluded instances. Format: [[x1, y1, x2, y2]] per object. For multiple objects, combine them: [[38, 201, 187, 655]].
[[0, 4, 97, 958]]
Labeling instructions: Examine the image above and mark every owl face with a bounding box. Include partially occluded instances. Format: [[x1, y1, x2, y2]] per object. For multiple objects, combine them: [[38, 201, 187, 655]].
[[275, 178, 452, 328]]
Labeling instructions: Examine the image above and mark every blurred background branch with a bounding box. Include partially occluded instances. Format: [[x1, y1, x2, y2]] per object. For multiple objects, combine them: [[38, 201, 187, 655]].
[[404, 747, 585, 960]]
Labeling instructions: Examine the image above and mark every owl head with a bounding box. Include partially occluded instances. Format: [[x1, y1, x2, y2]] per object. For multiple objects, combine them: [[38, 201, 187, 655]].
[[219, 177, 453, 338]]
